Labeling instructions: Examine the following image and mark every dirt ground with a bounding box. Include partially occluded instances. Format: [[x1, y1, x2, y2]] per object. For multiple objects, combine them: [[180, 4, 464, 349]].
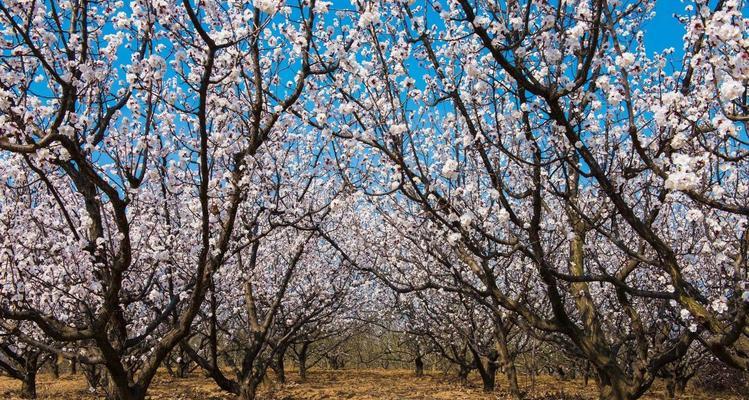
[[0, 369, 741, 400]]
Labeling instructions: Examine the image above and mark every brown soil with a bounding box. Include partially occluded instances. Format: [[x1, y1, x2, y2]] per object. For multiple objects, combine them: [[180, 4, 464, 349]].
[[0, 369, 740, 399]]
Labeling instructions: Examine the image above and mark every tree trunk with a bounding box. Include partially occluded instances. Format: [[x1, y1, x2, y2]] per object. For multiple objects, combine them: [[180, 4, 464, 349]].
[[83, 364, 102, 391], [50, 357, 59, 379], [666, 378, 676, 400], [414, 356, 424, 377], [664, 375, 690, 399], [495, 323, 521, 400], [480, 367, 496, 393], [596, 370, 631, 400], [503, 358, 521, 399], [529, 363, 537, 390], [274, 348, 286, 384], [676, 378, 689, 396], [175, 355, 190, 379], [471, 349, 497, 393], [106, 373, 145, 400], [598, 385, 628, 400], [20, 371, 37, 399], [238, 377, 261, 400], [583, 361, 590, 386], [299, 359, 308, 381], [107, 387, 145, 400], [327, 355, 344, 370], [298, 343, 309, 382], [458, 365, 470, 386]]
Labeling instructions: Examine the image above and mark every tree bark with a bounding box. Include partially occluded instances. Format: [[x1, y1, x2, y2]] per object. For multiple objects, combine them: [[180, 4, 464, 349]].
[[273, 347, 287, 384], [502, 356, 521, 399], [458, 365, 470, 386], [596, 369, 631, 400], [326, 354, 343, 370], [583, 361, 590, 386], [82, 364, 102, 392], [414, 356, 424, 377], [676, 378, 689, 396], [175, 354, 190, 379], [494, 321, 521, 399], [665, 374, 690, 399], [471, 348, 497, 393], [479, 366, 496, 393], [298, 342, 309, 382], [108, 388, 145, 400], [20, 370, 37, 399], [50, 357, 59, 379], [666, 378, 676, 400], [238, 377, 261, 400], [106, 372, 145, 400]]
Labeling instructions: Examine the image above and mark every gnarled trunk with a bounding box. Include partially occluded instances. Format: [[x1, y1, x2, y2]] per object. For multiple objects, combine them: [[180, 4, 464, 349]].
[[105, 372, 145, 400], [238, 376, 262, 400], [596, 368, 631, 400]]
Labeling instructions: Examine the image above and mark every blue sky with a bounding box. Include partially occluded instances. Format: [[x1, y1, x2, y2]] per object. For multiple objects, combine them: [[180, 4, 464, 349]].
[[645, 0, 749, 55], [644, 1, 692, 55]]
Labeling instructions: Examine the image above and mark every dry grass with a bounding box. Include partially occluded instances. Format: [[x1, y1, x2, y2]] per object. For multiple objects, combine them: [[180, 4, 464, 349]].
[[0, 368, 742, 399]]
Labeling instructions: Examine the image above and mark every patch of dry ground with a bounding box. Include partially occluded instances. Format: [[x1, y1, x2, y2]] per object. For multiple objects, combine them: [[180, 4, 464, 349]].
[[0, 369, 741, 399]]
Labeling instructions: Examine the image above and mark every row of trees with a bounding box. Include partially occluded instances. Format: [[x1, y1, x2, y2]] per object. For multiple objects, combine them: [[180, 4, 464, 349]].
[[1, 0, 747, 399]]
